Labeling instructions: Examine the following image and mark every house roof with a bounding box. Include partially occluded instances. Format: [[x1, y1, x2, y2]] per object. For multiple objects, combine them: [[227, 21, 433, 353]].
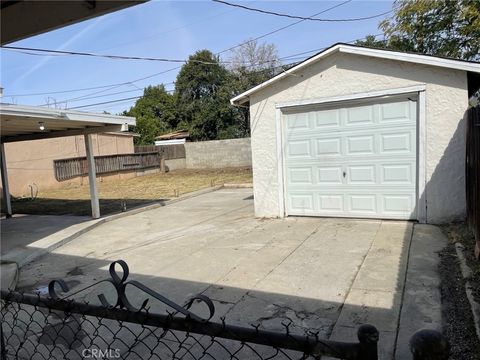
[[155, 129, 190, 140], [231, 43, 480, 105], [0, 103, 136, 143], [1, 1, 146, 45]]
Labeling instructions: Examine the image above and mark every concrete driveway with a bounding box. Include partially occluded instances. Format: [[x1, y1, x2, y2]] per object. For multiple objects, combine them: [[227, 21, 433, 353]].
[[14, 188, 443, 359]]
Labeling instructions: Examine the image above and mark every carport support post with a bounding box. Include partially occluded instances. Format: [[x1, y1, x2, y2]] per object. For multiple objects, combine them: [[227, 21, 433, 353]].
[[0, 142, 12, 218], [84, 134, 100, 219]]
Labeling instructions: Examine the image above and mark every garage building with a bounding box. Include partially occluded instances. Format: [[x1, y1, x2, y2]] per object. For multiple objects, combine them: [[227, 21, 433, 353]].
[[231, 43, 480, 223]]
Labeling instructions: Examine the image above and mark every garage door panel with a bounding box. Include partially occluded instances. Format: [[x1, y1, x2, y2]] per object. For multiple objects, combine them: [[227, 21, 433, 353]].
[[380, 132, 414, 153], [289, 194, 315, 213], [316, 138, 341, 156], [381, 164, 413, 184], [284, 98, 417, 220], [286, 112, 310, 129], [382, 194, 414, 213], [287, 140, 311, 157], [317, 166, 343, 183], [346, 105, 374, 125], [348, 195, 377, 213], [319, 194, 344, 211], [380, 101, 412, 122], [348, 165, 376, 184], [289, 167, 313, 184], [315, 109, 340, 128], [347, 135, 375, 155]]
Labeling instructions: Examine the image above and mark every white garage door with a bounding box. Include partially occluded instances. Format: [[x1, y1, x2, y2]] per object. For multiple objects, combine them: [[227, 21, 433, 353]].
[[283, 97, 417, 219]]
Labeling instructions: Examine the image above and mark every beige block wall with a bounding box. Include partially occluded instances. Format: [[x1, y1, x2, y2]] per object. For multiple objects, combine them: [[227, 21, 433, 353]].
[[249, 52, 469, 223], [4, 133, 134, 196]]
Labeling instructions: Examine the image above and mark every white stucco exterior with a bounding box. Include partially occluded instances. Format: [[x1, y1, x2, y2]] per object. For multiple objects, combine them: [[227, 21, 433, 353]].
[[245, 51, 471, 223]]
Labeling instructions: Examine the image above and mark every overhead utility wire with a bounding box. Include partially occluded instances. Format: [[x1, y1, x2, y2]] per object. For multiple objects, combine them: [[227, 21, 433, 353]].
[[3, 0, 355, 98], [217, 0, 352, 55], [211, 0, 393, 22], [1, 46, 231, 64]]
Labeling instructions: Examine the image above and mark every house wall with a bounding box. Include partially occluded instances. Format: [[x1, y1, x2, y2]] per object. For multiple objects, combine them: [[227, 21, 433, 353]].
[[184, 138, 251, 169], [249, 52, 469, 223], [4, 133, 134, 196]]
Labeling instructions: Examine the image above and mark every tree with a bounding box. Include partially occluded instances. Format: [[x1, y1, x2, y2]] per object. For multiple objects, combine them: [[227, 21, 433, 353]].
[[225, 40, 283, 137], [125, 85, 176, 145], [357, 0, 480, 61], [228, 39, 281, 72], [175, 50, 237, 140]]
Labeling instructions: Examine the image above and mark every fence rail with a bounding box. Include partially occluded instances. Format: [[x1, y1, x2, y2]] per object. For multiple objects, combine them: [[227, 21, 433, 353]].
[[466, 105, 480, 259], [53, 152, 161, 181], [0, 260, 449, 360]]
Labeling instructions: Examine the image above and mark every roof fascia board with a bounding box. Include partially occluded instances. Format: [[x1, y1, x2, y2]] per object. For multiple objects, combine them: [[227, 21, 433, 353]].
[[338, 46, 480, 73], [0, 104, 135, 125], [1, 124, 124, 143], [230, 45, 342, 105], [231, 44, 480, 105]]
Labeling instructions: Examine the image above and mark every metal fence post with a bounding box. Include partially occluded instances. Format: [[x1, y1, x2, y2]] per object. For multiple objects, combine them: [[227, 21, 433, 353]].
[[357, 324, 379, 360], [1, 321, 6, 360], [409, 329, 449, 360]]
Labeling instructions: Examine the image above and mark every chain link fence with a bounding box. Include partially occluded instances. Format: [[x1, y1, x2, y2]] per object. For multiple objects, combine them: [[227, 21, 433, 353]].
[[0, 260, 448, 360]]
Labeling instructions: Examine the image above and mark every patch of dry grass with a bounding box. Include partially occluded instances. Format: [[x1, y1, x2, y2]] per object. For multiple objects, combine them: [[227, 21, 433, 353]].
[[12, 168, 252, 216]]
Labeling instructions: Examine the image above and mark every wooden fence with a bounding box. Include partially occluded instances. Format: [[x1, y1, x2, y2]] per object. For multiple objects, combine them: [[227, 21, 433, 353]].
[[53, 152, 161, 181], [134, 144, 186, 160], [466, 105, 480, 259]]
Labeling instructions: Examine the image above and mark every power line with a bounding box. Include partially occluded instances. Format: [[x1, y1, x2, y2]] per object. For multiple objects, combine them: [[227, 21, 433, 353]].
[[39, 82, 175, 106], [66, 96, 143, 110], [3, 1, 353, 99], [1, 46, 231, 64], [67, 88, 175, 110], [212, 0, 393, 22], [217, 0, 352, 55], [3, 3, 357, 101]]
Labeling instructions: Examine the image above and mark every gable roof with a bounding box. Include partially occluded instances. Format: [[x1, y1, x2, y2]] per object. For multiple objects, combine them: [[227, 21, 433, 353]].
[[231, 43, 480, 105]]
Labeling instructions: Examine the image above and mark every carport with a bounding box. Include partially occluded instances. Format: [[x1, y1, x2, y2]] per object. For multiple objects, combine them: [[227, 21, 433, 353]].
[[0, 103, 135, 218]]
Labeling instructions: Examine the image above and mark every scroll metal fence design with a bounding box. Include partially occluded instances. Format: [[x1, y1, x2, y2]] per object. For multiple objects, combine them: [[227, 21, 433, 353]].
[[53, 152, 161, 181], [466, 105, 480, 259], [0, 261, 449, 360]]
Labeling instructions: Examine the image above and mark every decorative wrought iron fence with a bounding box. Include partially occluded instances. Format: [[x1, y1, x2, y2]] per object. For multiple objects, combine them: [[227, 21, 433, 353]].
[[53, 152, 161, 181], [0, 261, 449, 360]]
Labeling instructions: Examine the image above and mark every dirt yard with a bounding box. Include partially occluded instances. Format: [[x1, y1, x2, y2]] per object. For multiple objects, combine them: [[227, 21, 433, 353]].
[[439, 223, 480, 360], [12, 168, 252, 216]]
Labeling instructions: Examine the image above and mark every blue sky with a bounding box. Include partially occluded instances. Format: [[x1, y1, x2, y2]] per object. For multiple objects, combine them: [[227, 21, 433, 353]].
[[0, 0, 393, 114]]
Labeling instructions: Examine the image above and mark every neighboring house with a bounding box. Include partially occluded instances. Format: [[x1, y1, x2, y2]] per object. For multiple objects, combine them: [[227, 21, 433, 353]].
[[154, 130, 190, 146], [4, 132, 135, 196], [231, 43, 480, 224]]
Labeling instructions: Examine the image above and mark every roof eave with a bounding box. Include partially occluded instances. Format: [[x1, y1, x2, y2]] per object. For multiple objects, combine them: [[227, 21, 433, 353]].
[[230, 44, 480, 105]]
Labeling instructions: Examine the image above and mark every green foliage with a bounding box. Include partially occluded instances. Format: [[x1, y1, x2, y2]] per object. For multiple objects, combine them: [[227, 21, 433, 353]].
[[123, 43, 281, 142], [125, 85, 176, 145], [357, 0, 480, 61], [175, 50, 244, 140]]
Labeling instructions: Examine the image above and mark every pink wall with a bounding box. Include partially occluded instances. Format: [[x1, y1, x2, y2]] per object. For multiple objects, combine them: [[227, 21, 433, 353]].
[[3, 133, 134, 196]]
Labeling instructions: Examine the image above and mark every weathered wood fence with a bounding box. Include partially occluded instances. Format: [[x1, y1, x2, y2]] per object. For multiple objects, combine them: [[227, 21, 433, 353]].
[[134, 144, 186, 159], [53, 152, 161, 181], [466, 105, 480, 259]]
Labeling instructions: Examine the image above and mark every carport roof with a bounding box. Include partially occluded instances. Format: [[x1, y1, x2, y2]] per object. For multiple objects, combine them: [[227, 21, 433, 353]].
[[231, 43, 480, 105], [0, 103, 135, 143]]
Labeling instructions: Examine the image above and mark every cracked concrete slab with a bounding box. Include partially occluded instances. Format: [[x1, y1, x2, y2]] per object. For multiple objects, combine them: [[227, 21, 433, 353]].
[[7, 189, 445, 360]]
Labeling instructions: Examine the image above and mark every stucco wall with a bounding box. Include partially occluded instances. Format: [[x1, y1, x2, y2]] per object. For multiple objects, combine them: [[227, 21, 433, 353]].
[[4, 133, 134, 196], [185, 138, 251, 169], [249, 52, 469, 223]]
